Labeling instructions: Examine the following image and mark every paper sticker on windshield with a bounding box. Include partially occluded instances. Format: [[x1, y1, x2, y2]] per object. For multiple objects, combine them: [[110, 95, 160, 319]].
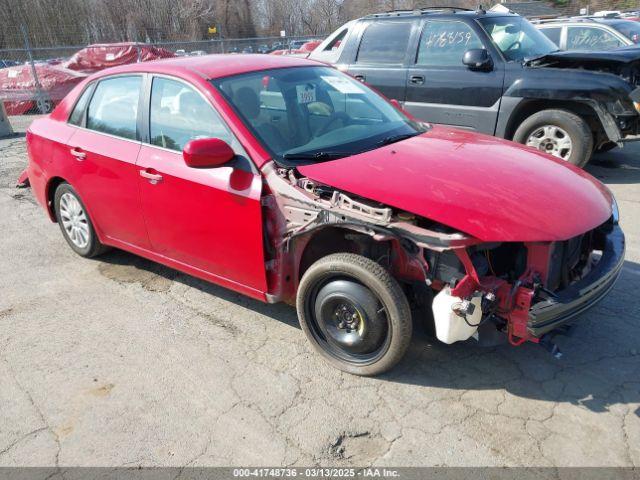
[[321, 76, 364, 94], [296, 84, 316, 104]]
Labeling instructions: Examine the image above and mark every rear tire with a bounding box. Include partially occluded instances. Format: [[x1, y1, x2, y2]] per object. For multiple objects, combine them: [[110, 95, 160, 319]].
[[54, 183, 108, 258], [296, 253, 412, 376], [513, 109, 593, 168]]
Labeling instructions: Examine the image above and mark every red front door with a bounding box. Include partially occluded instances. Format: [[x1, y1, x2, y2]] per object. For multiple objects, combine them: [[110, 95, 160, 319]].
[[136, 145, 268, 295]]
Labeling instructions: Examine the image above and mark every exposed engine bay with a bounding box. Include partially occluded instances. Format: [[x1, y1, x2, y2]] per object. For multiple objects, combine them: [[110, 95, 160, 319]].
[[261, 162, 619, 352]]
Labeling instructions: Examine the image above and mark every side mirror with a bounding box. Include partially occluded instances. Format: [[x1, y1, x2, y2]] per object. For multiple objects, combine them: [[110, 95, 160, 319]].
[[183, 138, 234, 168], [462, 48, 493, 71]]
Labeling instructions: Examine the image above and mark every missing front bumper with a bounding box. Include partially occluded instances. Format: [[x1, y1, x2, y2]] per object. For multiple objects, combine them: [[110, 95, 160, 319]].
[[527, 224, 625, 337]]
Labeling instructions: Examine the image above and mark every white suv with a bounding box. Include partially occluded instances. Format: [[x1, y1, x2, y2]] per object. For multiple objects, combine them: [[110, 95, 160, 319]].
[[535, 17, 640, 51]]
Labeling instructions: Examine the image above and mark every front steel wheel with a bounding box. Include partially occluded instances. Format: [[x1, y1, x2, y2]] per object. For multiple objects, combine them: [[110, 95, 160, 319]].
[[297, 253, 412, 376]]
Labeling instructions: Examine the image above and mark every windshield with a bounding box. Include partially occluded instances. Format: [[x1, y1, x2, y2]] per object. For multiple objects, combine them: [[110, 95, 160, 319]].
[[212, 67, 427, 166], [613, 20, 640, 43], [478, 16, 558, 61]]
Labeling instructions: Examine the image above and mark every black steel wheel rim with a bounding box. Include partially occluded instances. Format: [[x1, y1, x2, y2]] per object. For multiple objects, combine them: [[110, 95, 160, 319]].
[[304, 275, 392, 365]]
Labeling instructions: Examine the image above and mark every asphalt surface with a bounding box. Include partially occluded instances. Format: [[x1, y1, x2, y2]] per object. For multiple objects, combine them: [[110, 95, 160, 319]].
[[1, 115, 639, 469]]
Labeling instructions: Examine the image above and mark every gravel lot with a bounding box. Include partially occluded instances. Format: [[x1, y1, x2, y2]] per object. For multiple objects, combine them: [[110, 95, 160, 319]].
[[1, 116, 639, 468]]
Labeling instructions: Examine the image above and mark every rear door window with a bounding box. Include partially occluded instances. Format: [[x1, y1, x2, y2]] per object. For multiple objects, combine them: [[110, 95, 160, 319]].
[[356, 22, 413, 64], [86, 76, 141, 140], [567, 26, 625, 50], [416, 20, 483, 67]]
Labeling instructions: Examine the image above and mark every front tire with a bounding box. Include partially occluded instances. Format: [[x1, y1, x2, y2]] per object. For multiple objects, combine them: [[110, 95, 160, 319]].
[[513, 109, 593, 167], [296, 253, 412, 376], [54, 183, 107, 258]]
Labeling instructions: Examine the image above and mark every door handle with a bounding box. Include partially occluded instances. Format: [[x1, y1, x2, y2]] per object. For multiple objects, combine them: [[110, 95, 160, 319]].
[[70, 147, 86, 160], [140, 168, 163, 184], [354, 74, 366, 82], [409, 75, 425, 85]]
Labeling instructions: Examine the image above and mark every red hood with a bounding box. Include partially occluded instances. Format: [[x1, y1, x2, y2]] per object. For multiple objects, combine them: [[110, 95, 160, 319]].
[[297, 126, 612, 242]]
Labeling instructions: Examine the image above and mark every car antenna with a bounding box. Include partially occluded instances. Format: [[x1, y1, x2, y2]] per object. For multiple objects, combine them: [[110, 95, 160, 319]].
[[476, 3, 486, 14]]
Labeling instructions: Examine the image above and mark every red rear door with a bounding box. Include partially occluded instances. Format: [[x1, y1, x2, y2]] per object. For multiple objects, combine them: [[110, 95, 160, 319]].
[[66, 75, 149, 248], [136, 76, 267, 296]]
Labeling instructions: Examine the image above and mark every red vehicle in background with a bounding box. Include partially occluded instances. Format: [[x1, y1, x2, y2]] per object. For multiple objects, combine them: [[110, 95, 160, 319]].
[[270, 40, 322, 57], [1, 42, 175, 115], [0, 63, 86, 115], [25, 55, 624, 375], [62, 42, 175, 73]]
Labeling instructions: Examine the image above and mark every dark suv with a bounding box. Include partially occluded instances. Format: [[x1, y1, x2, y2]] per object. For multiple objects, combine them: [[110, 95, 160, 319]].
[[309, 8, 640, 167]]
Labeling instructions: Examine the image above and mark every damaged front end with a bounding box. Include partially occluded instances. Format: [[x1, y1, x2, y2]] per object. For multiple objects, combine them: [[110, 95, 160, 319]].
[[438, 215, 625, 351], [523, 51, 640, 145], [262, 162, 625, 351]]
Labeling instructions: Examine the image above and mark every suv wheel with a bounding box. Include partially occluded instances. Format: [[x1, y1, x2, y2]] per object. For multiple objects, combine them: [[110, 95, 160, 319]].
[[54, 183, 108, 258], [513, 109, 593, 167], [296, 253, 412, 376]]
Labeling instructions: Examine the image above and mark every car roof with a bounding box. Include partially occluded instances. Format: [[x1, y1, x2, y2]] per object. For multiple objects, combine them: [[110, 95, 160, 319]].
[[536, 17, 633, 26], [90, 54, 319, 80]]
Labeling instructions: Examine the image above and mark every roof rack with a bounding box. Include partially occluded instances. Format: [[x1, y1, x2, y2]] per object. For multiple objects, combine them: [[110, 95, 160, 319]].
[[531, 15, 619, 24], [364, 6, 479, 18], [414, 6, 475, 11]]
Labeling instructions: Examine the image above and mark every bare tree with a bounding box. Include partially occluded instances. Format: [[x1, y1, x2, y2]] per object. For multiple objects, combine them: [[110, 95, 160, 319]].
[[3, 0, 636, 49]]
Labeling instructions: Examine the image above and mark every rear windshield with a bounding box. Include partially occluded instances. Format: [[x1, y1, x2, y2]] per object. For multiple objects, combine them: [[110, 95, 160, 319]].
[[612, 20, 640, 43]]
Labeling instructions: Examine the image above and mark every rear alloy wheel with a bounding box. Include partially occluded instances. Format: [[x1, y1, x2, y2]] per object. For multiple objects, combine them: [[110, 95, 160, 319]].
[[296, 253, 412, 376], [513, 109, 593, 167], [54, 183, 108, 258]]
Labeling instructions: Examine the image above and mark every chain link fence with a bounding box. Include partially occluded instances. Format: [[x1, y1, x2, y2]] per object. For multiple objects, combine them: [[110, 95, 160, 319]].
[[0, 27, 321, 131]]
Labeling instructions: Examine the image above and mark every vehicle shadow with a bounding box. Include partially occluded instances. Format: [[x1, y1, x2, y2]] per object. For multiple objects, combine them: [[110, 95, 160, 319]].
[[96, 250, 640, 414], [587, 143, 640, 185], [96, 249, 300, 329]]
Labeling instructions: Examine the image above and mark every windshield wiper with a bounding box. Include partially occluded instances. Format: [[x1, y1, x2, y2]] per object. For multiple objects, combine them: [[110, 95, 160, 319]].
[[282, 151, 352, 161], [377, 133, 418, 147], [282, 133, 419, 161]]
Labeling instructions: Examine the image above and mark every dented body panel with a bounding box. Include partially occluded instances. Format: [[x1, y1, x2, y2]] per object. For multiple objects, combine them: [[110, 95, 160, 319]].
[[298, 126, 612, 242]]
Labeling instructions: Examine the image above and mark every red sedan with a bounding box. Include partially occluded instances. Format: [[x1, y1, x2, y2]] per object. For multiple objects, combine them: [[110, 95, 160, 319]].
[[26, 55, 624, 375]]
